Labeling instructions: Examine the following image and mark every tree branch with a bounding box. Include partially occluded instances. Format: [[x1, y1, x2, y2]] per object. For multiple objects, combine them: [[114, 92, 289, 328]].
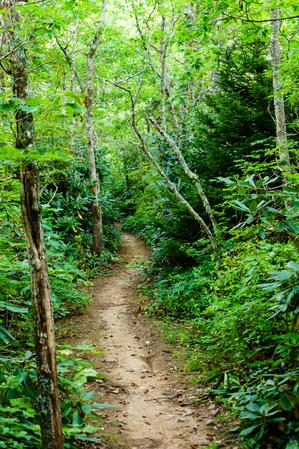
[[222, 12, 299, 23], [111, 82, 220, 265], [54, 35, 85, 93], [148, 115, 217, 230]]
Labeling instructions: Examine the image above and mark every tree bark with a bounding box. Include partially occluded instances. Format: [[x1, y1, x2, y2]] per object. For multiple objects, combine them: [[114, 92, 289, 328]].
[[160, 16, 168, 131], [86, 53, 103, 255], [70, 19, 79, 150], [20, 163, 63, 449], [85, 0, 106, 254], [56, 4, 106, 255], [5, 2, 64, 448], [270, 8, 291, 175]]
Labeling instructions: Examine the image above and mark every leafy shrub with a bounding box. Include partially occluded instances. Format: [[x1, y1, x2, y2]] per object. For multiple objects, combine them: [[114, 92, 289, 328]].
[[144, 236, 298, 448], [0, 347, 107, 448], [227, 369, 299, 448], [146, 264, 212, 319]]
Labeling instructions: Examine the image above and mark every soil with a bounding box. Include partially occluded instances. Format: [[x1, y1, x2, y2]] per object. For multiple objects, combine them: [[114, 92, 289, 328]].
[[62, 232, 236, 449]]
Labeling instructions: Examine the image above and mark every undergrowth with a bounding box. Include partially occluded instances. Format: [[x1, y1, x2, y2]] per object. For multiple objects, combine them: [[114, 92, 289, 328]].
[[139, 236, 299, 449], [0, 345, 110, 448], [0, 159, 121, 448]]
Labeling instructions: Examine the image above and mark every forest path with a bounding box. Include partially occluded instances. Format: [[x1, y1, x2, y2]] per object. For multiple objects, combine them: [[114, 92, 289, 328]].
[[68, 232, 216, 449]]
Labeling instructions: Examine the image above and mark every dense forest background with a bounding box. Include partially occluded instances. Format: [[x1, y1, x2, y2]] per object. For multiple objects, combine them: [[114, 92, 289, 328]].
[[0, 0, 298, 448]]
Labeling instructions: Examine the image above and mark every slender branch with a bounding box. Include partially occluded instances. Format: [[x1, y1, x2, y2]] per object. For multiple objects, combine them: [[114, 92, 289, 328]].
[[0, 60, 12, 74], [85, 0, 106, 254], [112, 82, 220, 265], [222, 12, 299, 23], [133, 5, 161, 79], [108, 68, 146, 85], [18, 0, 53, 5], [132, 7, 180, 130], [148, 116, 217, 231], [160, 16, 167, 130], [54, 35, 84, 93], [43, 183, 58, 207], [0, 40, 30, 62]]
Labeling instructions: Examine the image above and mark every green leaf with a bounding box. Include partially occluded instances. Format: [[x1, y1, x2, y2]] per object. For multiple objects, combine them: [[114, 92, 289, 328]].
[[65, 102, 84, 114], [73, 367, 98, 385], [240, 424, 261, 436], [284, 221, 299, 235], [18, 104, 38, 113], [246, 402, 261, 412], [218, 176, 235, 185], [285, 440, 299, 449], [0, 145, 24, 161], [245, 175, 256, 188], [280, 395, 293, 412], [91, 403, 114, 409], [72, 409, 82, 425], [0, 301, 28, 314], [258, 229, 265, 240], [233, 201, 251, 213], [268, 270, 294, 282], [240, 411, 260, 420], [0, 325, 15, 343], [81, 404, 92, 414], [260, 281, 281, 291], [287, 261, 299, 272], [0, 99, 18, 112]]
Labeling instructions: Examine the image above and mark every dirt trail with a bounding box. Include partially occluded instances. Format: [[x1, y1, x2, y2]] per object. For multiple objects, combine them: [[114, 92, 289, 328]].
[[67, 233, 218, 449]]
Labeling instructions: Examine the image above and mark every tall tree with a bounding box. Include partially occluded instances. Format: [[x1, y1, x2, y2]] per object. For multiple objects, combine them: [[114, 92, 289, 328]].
[[85, 0, 107, 254], [1, 2, 63, 448], [55, 1, 107, 254]]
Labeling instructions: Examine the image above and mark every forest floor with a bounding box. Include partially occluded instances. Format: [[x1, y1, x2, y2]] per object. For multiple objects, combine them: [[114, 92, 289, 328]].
[[61, 232, 237, 449]]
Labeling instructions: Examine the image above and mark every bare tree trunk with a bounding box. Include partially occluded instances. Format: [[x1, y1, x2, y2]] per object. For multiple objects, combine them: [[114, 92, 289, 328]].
[[138, 136, 220, 265], [70, 19, 79, 149], [5, 2, 63, 448], [148, 116, 217, 231], [86, 74, 103, 254], [85, 1, 106, 254], [160, 16, 168, 131], [55, 4, 106, 255], [270, 8, 291, 175], [114, 83, 220, 266]]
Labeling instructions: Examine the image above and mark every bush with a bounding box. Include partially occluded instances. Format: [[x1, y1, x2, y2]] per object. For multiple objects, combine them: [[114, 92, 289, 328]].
[[0, 346, 107, 448]]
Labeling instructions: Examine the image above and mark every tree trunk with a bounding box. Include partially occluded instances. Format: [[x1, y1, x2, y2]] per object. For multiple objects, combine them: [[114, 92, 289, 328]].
[[55, 3, 106, 255], [20, 162, 64, 449], [160, 16, 168, 131], [85, 1, 106, 255], [86, 54, 103, 255], [7, 3, 63, 448], [122, 86, 220, 265], [270, 8, 291, 175], [70, 19, 79, 150], [138, 135, 220, 266], [148, 116, 217, 231]]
